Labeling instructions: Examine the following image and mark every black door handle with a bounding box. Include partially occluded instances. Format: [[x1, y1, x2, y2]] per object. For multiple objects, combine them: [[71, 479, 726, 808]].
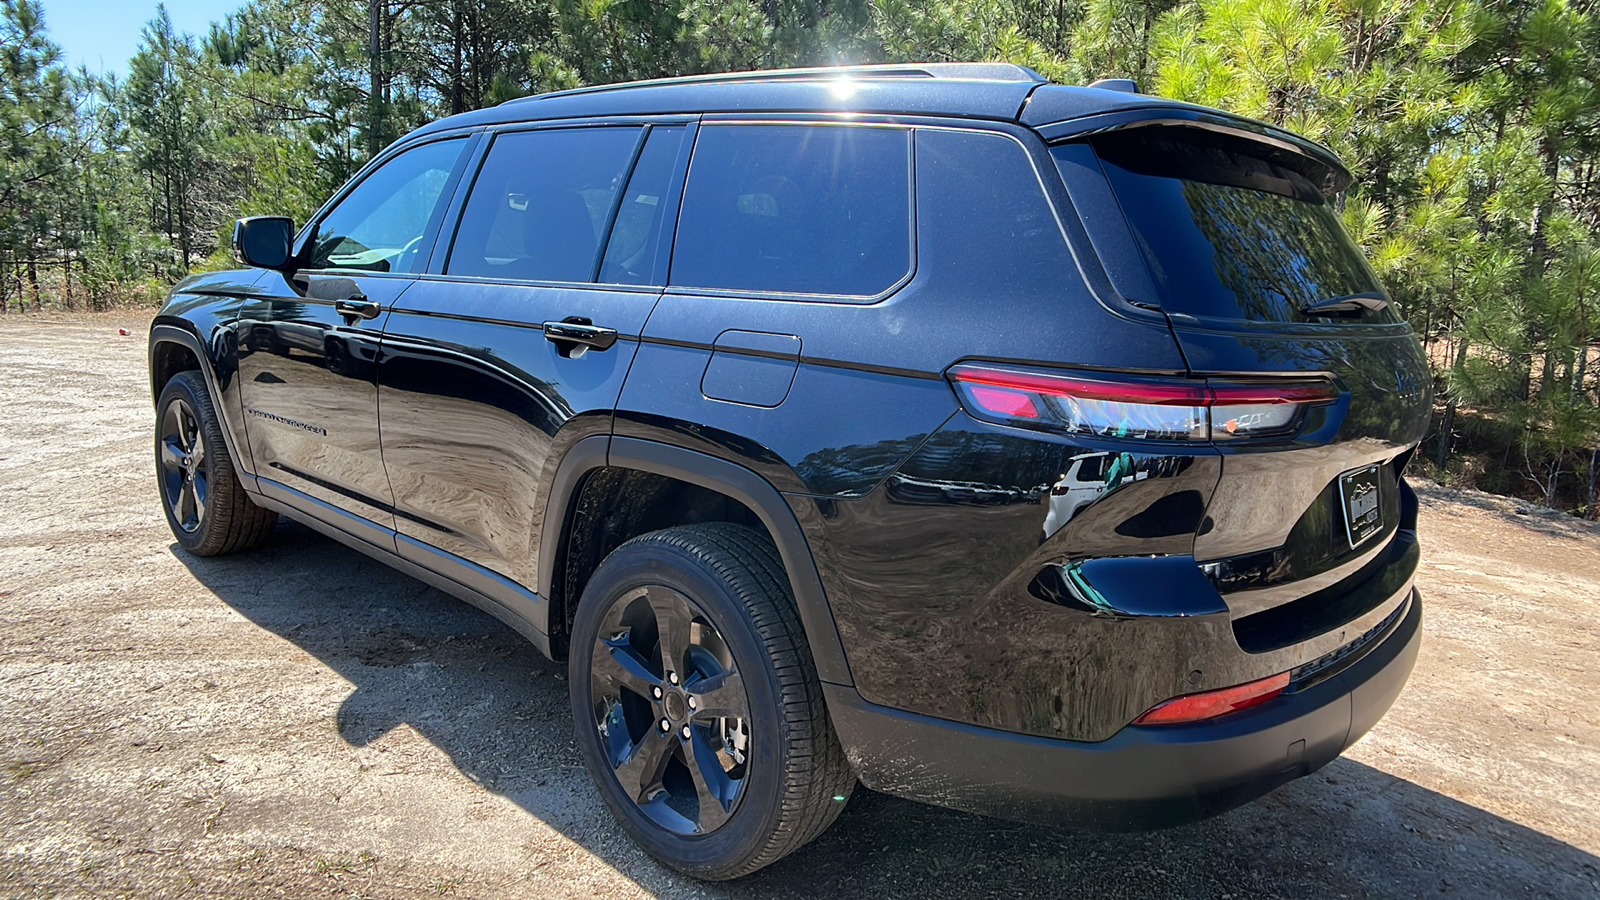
[[335, 296, 381, 321], [544, 318, 618, 356]]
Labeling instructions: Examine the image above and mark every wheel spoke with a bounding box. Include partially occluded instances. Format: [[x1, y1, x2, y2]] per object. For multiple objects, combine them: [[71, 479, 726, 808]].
[[180, 409, 198, 453], [191, 473, 208, 523], [189, 431, 206, 471], [683, 729, 736, 833], [612, 728, 674, 804], [160, 436, 188, 472], [176, 479, 197, 526], [688, 668, 746, 720], [592, 638, 659, 700], [647, 590, 692, 677]]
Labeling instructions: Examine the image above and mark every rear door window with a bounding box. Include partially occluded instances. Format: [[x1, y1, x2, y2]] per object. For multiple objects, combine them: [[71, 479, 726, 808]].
[[670, 124, 912, 297], [447, 127, 641, 283], [600, 125, 686, 285], [1064, 128, 1398, 324]]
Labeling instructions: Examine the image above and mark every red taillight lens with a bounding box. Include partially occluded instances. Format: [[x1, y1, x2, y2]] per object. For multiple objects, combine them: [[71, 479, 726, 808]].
[[967, 385, 1041, 418], [948, 364, 1336, 441], [1132, 672, 1291, 725]]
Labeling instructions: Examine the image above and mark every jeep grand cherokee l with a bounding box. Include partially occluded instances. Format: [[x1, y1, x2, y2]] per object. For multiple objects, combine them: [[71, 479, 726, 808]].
[[148, 63, 1429, 880]]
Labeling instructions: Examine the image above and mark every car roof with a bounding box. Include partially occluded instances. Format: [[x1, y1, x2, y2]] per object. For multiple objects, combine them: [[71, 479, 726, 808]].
[[401, 62, 1349, 188], [407, 63, 1197, 136]]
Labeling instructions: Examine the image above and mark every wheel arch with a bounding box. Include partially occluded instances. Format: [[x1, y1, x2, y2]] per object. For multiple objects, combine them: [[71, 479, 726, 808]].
[[149, 322, 257, 488], [149, 327, 205, 404], [541, 435, 853, 686]]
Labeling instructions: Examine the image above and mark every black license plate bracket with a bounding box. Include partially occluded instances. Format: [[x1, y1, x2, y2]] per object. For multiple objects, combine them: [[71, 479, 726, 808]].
[[1338, 464, 1384, 549]]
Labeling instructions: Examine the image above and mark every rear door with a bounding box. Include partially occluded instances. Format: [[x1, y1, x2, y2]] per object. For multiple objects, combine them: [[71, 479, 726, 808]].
[[376, 121, 691, 591], [1050, 124, 1431, 597]]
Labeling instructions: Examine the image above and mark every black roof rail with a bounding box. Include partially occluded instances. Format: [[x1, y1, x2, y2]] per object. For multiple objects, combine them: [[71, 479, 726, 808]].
[[504, 62, 1048, 106]]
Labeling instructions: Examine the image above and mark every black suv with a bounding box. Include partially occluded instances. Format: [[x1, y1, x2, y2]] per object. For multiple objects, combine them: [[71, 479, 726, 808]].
[[149, 63, 1429, 880]]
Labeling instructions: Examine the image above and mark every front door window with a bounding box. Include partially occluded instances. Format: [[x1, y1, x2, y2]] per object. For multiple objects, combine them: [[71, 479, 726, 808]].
[[307, 138, 467, 274]]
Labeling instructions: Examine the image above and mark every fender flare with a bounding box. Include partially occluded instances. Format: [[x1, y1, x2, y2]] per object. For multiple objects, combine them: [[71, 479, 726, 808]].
[[149, 322, 257, 490], [539, 434, 854, 686]]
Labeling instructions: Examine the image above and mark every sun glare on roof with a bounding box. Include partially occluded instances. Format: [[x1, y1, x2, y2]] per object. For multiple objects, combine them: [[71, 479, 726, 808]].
[[829, 76, 858, 100]]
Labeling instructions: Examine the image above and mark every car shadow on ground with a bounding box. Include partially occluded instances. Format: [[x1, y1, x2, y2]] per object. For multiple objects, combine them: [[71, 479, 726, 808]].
[[177, 520, 1599, 900]]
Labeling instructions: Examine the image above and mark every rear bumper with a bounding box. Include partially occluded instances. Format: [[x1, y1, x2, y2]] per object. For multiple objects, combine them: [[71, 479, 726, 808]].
[[826, 589, 1421, 829]]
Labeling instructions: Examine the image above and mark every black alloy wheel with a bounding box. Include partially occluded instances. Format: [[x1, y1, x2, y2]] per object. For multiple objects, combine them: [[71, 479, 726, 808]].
[[590, 584, 751, 835], [154, 371, 278, 556], [159, 395, 209, 534], [569, 523, 856, 880]]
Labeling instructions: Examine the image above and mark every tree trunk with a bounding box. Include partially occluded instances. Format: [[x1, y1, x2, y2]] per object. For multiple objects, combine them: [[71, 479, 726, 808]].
[[27, 257, 42, 312], [451, 3, 464, 115], [1588, 449, 1599, 520], [1520, 137, 1562, 402], [175, 161, 192, 273], [1435, 400, 1456, 470], [368, 0, 382, 156], [1436, 335, 1470, 469]]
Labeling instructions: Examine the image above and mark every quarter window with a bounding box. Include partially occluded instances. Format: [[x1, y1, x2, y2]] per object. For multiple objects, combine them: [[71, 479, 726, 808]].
[[447, 127, 641, 283], [670, 124, 912, 297], [307, 138, 466, 274]]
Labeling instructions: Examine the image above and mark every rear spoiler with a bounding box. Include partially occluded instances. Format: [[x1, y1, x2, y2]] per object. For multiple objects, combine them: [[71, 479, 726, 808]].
[[1026, 104, 1352, 195]]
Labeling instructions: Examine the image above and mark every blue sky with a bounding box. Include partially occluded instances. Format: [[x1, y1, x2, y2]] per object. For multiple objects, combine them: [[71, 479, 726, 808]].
[[42, 0, 244, 76]]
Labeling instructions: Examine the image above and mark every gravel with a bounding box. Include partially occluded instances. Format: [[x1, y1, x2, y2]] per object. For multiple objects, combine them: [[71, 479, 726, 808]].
[[1, 311, 1596, 899]]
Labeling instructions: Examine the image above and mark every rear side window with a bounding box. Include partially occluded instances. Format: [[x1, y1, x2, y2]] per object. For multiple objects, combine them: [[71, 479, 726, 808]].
[[671, 124, 912, 297], [448, 127, 641, 283], [1073, 128, 1397, 324], [1074, 454, 1105, 483]]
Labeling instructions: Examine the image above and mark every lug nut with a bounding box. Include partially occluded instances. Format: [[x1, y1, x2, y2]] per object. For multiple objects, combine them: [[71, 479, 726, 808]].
[[659, 718, 671, 733], [687, 696, 697, 710], [651, 686, 663, 699], [681, 725, 692, 740], [668, 671, 679, 685]]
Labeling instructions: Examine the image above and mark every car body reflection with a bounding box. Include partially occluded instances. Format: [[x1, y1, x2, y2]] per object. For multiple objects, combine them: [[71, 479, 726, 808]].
[[1042, 451, 1148, 539]]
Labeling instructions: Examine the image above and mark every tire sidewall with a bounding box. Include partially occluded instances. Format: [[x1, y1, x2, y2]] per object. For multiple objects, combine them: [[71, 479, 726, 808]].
[[569, 537, 791, 877]]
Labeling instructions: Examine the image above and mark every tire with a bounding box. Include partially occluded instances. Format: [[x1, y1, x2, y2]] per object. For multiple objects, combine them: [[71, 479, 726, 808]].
[[324, 338, 349, 376], [155, 371, 278, 556], [569, 523, 856, 880]]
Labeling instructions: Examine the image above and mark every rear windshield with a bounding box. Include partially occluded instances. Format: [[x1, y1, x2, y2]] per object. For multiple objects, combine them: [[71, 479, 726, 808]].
[[1080, 128, 1397, 324]]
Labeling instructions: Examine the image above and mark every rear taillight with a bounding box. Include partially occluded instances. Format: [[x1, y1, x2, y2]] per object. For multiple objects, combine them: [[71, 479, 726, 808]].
[[1132, 671, 1291, 725], [948, 364, 1337, 442]]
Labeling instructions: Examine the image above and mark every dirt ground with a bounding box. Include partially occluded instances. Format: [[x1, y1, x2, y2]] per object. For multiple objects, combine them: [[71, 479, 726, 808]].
[[2, 312, 1598, 900]]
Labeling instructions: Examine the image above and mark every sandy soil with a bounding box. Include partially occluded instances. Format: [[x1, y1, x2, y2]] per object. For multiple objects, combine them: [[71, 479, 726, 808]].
[[1, 311, 1597, 899]]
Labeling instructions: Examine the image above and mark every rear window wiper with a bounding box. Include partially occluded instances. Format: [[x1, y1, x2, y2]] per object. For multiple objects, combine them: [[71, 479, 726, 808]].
[[1298, 292, 1389, 317]]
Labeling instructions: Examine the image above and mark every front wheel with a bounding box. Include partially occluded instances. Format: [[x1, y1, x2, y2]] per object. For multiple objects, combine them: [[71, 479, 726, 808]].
[[155, 371, 277, 556], [568, 523, 855, 880]]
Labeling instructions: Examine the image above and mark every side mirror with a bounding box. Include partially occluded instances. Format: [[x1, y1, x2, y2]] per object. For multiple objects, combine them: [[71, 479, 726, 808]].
[[233, 216, 296, 270]]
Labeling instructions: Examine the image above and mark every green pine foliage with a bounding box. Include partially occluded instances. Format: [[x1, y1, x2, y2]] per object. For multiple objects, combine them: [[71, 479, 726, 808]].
[[2, 0, 1598, 512]]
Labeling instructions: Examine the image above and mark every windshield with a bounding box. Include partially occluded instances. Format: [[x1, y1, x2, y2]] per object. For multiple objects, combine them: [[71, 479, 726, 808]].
[[1074, 128, 1399, 325]]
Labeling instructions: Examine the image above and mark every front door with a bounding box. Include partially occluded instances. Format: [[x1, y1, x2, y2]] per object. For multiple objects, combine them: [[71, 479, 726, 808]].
[[237, 136, 471, 541]]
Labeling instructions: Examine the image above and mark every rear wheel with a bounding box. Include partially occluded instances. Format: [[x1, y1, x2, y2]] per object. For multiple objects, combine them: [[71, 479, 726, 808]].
[[569, 523, 855, 880], [155, 371, 277, 556]]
